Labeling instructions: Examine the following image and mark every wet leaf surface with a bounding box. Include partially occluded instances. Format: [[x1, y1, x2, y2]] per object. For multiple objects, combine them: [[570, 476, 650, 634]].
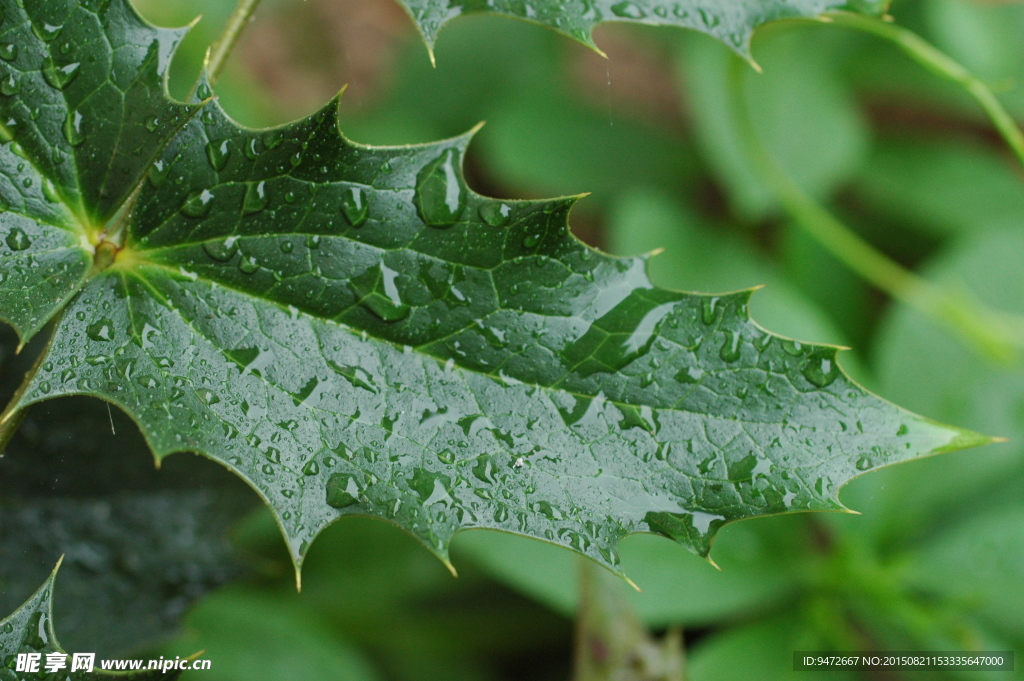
[[0, 0, 985, 585], [392, 0, 884, 59]]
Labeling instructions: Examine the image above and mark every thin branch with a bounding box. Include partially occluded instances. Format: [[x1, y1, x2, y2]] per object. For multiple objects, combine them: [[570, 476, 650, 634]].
[[823, 12, 1024, 171], [728, 57, 1024, 363], [207, 0, 263, 86]]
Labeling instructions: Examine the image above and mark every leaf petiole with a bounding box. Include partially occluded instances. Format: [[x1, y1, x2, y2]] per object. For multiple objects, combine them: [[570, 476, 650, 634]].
[[206, 0, 263, 86]]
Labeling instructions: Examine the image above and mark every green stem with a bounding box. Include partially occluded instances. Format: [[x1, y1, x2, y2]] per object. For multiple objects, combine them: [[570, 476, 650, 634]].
[[0, 403, 27, 455], [0, 333, 52, 453], [206, 0, 262, 86], [728, 58, 1023, 363], [824, 12, 1024, 171]]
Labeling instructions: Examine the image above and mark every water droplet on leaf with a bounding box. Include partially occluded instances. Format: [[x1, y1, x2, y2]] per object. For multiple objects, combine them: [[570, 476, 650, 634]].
[[415, 148, 464, 227], [243, 180, 268, 214], [5, 226, 30, 251], [340, 186, 368, 227], [42, 58, 79, 89], [206, 139, 230, 171], [479, 202, 512, 226]]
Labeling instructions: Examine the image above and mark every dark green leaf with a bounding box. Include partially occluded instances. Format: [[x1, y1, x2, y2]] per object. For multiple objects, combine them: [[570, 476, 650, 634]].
[[0, 561, 182, 679], [393, 0, 883, 59], [0, 0, 199, 339], [0, 0, 987, 585]]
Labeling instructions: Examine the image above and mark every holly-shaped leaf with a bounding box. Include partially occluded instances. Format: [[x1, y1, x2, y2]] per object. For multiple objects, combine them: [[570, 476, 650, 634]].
[[392, 0, 886, 60], [0, 0, 988, 585], [0, 560, 183, 679]]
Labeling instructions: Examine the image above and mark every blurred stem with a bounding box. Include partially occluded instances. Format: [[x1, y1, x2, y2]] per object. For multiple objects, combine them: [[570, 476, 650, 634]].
[[207, 0, 262, 86], [728, 58, 1023, 363], [823, 12, 1024, 171]]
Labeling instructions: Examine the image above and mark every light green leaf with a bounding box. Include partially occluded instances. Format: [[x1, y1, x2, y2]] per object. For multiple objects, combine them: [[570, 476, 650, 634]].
[[454, 514, 810, 627], [164, 588, 382, 681], [686, 613, 857, 681], [854, 136, 1024, 237], [393, 0, 882, 59], [675, 27, 869, 221], [0, 560, 181, 679], [0, 0, 987, 586]]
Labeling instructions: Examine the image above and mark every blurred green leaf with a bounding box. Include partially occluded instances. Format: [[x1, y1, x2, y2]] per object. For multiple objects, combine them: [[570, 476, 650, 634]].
[[687, 613, 856, 681], [480, 94, 694, 202], [454, 514, 811, 628], [854, 136, 1024, 237], [903, 481, 1024, 645], [168, 588, 381, 681], [676, 26, 869, 220], [0, 327, 253, 658]]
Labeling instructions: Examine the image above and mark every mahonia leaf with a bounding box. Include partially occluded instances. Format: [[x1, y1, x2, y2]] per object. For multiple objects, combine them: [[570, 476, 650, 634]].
[[0, 0, 989, 584], [0, 560, 182, 679], [0, 0, 199, 340], [392, 0, 887, 60]]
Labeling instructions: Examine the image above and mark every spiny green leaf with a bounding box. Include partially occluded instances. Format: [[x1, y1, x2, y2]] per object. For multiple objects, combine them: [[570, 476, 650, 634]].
[[0, 0, 988, 584], [0, 560, 182, 679], [392, 0, 886, 60], [0, 0, 199, 340]]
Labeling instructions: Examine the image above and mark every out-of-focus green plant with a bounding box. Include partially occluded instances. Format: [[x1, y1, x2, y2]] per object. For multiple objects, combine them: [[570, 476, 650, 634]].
[[1, 0, 1021, 679]]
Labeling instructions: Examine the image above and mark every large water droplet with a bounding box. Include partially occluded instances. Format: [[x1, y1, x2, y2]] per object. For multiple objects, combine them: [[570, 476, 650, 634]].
[[0, 71, 20, 96], [243, 180, 267, 214], [675, 366, 704, 383], [32, 23, 63, 42], [698, 8, 720, 28], [701, 296, 720, 325], [203, 235, 238, 261], [244, 137, 260, 160], [479, 202, 512, 227], [86, 318, 114, 342], [205, 139, 230, 171], [5, 226, 30, 251], [359, 262, 410, 322], [180, 189, 214, 217], [611, 1, 646, 18], [238, 253, 260, 274], [719, 330, 741, 362], [148, 159, 169, 187], [42, 58, 79, 89], [326, 474, 360, 508], [802, 351, 839, 388], [63, 110, 84, 146], [0, 44, 17, 61], [41, 178, 60, 203], [414, 148, 464, 227], [340, 186, 368, 227]]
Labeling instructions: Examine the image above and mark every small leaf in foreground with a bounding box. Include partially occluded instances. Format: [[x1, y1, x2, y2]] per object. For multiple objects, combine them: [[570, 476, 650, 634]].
[[0, 560, 183, 680]]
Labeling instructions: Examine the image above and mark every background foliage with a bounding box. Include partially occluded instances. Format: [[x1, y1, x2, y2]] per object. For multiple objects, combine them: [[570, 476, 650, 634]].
[[1, 0, 1021, 678]]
